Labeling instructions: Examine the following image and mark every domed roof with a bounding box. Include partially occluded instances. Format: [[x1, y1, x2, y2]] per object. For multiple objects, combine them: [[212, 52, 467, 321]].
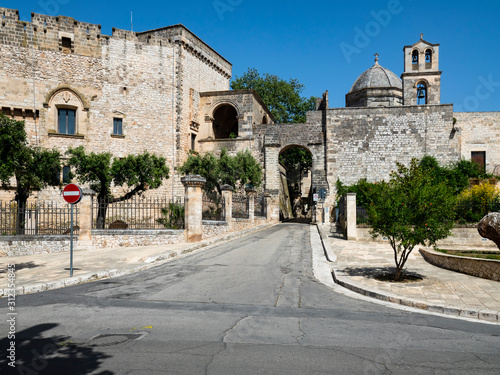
[[349, 55, 402, 94]]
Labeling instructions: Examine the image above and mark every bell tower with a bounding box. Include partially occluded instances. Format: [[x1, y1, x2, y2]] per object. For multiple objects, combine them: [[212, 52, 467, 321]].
[[401, 34, 441, 105]]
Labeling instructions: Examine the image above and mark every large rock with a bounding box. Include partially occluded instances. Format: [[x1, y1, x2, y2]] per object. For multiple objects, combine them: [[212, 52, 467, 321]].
[[478, 213, 500, 249]]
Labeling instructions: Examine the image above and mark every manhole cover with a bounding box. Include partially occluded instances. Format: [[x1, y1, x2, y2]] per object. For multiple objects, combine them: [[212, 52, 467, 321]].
[[89, 332, 147, 347]]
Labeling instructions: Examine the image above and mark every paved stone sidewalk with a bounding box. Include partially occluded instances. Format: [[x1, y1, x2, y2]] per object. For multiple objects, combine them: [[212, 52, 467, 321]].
[[318, 224, 500, 323]]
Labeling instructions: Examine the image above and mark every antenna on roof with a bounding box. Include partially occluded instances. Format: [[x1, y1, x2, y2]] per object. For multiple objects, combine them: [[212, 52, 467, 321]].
[[131, 11, 133, 32]]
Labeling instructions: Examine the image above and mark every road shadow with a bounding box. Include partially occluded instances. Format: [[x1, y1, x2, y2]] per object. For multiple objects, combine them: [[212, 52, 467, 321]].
[[342, 266, 425, 282], [0, 261, 41, 274], [0, 323, 113, 375], [281, 218, 312, 224]]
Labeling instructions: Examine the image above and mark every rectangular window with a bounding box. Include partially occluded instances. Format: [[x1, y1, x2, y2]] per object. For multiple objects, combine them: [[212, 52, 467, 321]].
[[62, 166, 71, 183], [113, 118, 123, 135], [191, 133, 196, 151], [58, 108, 76, 134], [61, 37, 72, 49], [471, 151, 486, 171]]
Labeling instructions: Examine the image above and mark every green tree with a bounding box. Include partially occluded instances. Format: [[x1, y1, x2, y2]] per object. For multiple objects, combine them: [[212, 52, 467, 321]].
[[279, 147, 312, 173], [0, 114, 61, 233], [419, 155, 486, 195], [368, 159, 456, 281], [66, 146, 169, 229], [230, 68, 316, 124], [179, 149, 262, 194]]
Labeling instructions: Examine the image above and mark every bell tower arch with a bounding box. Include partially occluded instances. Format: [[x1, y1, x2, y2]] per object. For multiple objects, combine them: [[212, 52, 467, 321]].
[[401, 34, 442, 105]]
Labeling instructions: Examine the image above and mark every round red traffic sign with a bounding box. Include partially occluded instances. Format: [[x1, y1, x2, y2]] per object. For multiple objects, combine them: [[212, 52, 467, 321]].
[[63, 184, 82, 204]]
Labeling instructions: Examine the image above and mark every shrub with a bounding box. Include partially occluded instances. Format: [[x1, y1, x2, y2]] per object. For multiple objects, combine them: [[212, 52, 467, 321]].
[[455, 181, 500, 223], [157, 203, 185, 229]]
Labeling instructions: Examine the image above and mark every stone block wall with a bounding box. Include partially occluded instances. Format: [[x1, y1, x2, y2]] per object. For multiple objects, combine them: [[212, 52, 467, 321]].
[[91, 229, 185, 248], [0, 235, 78, 256], [455, 111, 500, 174], [326, 104, 459, 190], [0, 7, 231, 199]]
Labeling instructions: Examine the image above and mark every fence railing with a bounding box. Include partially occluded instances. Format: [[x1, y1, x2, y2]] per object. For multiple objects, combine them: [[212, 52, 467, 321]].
[[357, 206, 370, 224], [254, 194, 267, 217], [0, 201, 79, 235], [92, 196, 184, 230], [233, 194, 249, 219], [202, 193, 225, 221]]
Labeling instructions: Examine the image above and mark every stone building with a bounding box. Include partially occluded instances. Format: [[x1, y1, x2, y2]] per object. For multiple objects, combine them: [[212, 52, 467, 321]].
[[1, 8, 499, 221]]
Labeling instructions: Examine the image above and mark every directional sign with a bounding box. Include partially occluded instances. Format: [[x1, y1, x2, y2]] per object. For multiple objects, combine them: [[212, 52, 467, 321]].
[[63, 184, 82, 204]]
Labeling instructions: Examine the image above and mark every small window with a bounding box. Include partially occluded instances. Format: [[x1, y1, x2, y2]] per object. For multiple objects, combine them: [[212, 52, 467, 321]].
[[191, 133, 196, 151], [61, 37, 72, 49], [58, 108, 76, 134], [471, 151, 486, 172], [62, 166, 71, 183], [113, 118, 123, 135]]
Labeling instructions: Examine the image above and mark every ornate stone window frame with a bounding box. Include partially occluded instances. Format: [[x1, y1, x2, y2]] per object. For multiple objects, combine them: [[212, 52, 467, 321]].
[[45, 88, 88, 139]]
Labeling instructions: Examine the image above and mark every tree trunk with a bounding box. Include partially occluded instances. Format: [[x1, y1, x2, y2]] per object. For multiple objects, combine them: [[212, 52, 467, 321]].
[[96, 195, 108, 229], [15, 196, 28, 235], [394, 267, 404, 282]]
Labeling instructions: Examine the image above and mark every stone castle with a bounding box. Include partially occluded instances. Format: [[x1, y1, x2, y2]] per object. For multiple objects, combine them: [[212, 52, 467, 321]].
[[1, 7, 499, 219]]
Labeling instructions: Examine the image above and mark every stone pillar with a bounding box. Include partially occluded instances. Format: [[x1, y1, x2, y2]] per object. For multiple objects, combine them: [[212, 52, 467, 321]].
[[264, 193, 272, 222], [181, 175, 206, 243], [245, 188, 257, 223], [77, 188, 95, 250], [220, 184, 233, 225], [346, 193, 357, 240]]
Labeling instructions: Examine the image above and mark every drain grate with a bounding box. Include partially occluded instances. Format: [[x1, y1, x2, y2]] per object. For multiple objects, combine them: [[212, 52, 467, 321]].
[[88, 332, 147, 347]]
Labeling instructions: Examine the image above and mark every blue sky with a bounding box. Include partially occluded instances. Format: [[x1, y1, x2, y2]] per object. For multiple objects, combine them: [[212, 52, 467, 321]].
[[6, 0, 500, 111]]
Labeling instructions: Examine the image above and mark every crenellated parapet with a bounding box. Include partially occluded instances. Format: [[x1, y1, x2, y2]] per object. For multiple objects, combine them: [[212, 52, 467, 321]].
[[0, 7, 231, 77]]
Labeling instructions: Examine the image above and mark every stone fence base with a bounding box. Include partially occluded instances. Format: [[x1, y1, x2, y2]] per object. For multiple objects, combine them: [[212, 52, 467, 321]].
[[0, 235, 79, 257], [91, 229, 185, 248], [356, 226, 496, 248]]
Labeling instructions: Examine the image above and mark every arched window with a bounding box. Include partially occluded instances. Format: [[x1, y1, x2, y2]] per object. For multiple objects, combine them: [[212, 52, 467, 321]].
[[412, 50, 419, 66], [425, 49, 432, 65], [262, 115, 268, 125], [417, 83, 427, 105], [212, 104, 238, 139]]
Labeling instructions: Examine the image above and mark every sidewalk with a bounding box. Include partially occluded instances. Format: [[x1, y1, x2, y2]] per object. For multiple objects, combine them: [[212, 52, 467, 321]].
[[317, 224, 500, 323], [0, 223, 274, 297]]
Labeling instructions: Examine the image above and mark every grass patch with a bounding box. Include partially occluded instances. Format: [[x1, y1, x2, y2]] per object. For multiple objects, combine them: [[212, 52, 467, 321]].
[[435, 249, 500, 260]]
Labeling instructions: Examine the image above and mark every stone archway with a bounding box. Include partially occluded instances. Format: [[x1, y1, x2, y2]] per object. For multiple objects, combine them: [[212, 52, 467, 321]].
[[212, 104, 238, 139], [261, 123, 329, 222]]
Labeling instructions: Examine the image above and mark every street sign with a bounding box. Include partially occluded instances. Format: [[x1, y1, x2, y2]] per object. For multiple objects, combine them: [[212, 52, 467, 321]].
[[63, 184, 82, 204], [319, 188, 327, 200], [313, 193, 319, 202], [62, 183, 82, 277]]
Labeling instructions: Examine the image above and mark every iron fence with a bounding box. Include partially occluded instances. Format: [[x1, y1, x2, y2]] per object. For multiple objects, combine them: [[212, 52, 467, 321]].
[[0, 201, 79, 235], [357, 206, 370, 224], [233, 194, 249, 219], [92, 196, 184, 230], [254, 194, 267, 217], [202, 193, 225, 221]]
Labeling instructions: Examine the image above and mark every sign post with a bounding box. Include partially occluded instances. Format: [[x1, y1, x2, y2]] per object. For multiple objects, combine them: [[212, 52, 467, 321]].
[[63, 184, 82, 277]]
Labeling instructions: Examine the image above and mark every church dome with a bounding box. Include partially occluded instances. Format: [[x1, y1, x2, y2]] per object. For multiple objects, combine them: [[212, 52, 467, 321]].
[[349, 56, 402, 94], [345, 54, 403, 108]]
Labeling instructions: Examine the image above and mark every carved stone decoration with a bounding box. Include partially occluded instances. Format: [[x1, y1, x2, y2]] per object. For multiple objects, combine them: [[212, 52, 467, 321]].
[[478, 213, 500, 249], [61, 91, 72, 103]]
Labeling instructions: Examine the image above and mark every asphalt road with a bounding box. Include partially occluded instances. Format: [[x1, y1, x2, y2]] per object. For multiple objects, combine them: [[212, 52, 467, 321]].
[[2, 223, 500, 374]]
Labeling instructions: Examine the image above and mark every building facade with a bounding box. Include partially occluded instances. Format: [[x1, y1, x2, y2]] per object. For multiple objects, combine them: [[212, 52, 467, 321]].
[[1, 8, 499, 219]]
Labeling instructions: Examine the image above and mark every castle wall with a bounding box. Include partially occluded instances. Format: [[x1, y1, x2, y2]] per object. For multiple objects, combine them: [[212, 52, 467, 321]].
[[455, 111, 500, 174], [0, 8, 231, 201], [326, 104, 460, 188]]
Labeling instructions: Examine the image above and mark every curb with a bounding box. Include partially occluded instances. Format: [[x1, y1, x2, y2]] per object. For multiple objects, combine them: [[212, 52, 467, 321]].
[[2, 223, 275, 297], [315, 225, 500, 324]]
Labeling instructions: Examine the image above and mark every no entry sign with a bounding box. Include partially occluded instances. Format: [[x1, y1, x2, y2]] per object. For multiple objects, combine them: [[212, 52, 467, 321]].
[[63, 184, 82, 204]]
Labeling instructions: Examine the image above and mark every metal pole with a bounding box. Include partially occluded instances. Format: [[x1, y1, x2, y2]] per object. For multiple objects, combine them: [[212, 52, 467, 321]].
[[70, 204, 74, 277]]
